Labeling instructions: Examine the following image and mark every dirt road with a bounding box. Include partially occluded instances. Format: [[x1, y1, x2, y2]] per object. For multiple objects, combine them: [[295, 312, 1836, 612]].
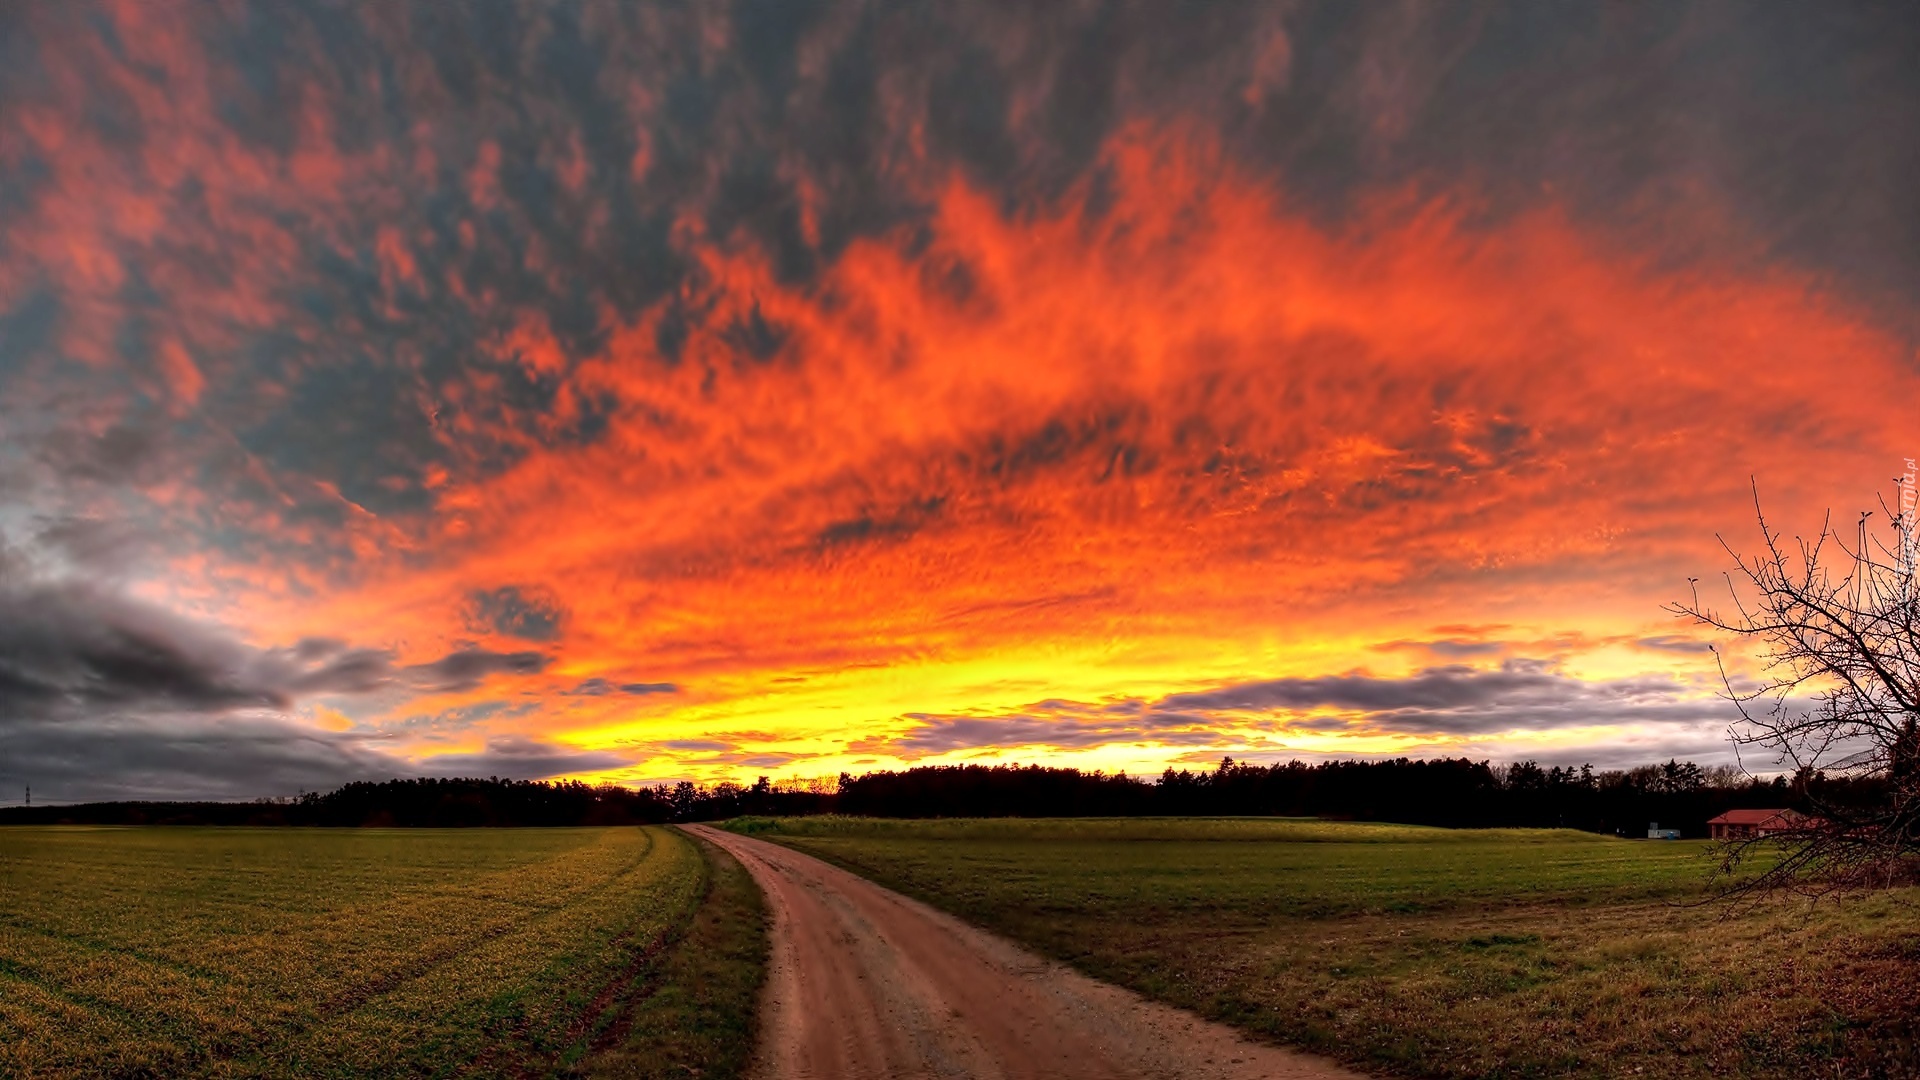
[[686, 824, 1367, 1080]]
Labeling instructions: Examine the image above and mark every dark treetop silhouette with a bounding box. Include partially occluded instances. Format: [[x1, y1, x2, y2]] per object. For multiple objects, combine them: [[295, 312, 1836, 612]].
[[0, 757, 1811, 835]]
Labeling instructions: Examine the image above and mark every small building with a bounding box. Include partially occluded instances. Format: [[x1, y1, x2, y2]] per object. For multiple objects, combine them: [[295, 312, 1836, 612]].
[[1647, 823, 1681, 840], [1706, 808, 1806, 841]]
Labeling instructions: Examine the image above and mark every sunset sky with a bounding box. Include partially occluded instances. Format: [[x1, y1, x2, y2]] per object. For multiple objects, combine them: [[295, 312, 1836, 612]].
[[3, 2, 1918, 801]]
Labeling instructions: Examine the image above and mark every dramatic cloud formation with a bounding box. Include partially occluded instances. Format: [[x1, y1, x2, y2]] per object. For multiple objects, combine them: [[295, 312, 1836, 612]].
[[0, 2, 1914, 798], [855, 661, 1732, 759], [0, 551, 604, 799]]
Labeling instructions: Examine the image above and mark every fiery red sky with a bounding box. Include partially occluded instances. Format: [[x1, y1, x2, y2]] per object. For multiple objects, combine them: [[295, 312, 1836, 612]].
[[3, 2, 1918, 800]]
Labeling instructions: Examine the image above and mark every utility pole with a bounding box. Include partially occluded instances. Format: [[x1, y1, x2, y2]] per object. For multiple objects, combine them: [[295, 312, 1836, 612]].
[[24, 785, 29, 807], [1900, 458, 1917, 603]]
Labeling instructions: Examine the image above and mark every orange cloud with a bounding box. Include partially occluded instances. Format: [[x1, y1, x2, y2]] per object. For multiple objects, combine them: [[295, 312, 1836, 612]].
[[213, 129, 1912, 779], [5, 3, 1915, 792]]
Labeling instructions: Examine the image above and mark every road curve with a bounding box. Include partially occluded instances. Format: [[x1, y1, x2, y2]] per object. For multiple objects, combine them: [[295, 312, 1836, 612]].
[[684, 824, 1368, 1080]]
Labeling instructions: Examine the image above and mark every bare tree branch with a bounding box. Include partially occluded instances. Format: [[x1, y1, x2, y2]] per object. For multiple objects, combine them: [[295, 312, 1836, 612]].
[[1668, 483, 1920, 901]]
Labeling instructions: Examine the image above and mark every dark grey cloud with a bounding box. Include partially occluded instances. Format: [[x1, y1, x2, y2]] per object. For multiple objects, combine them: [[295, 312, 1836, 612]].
[[1151, 661, 1726, 737], [30, 514, 148, 573], [1372, 637, 1506, 659], [278, 642, 401, 696], [623, 733, 810, 775], [468, 585, 567, 642], [1635, 634, 1713, 654], [405, 735, 631, 780], [0, 722, 631, 803], [0, 713, 416, 804], [726, 753, 805, 769], [660, 739, 735, 753], [35, 418, 171, 486], [406, 647, 549, 693], [1161, 660, 1564, 714], [0, 564, 423, 801], [0, 577, 283, 714], [815, 496, 947, 550], [245, 637, 551, 697], [565, 677, 680, 697], [0, 565, 557, 800], [858, 714, 1235, 759], [378, 700, 536, 735], [858, 660, 1732, 759]]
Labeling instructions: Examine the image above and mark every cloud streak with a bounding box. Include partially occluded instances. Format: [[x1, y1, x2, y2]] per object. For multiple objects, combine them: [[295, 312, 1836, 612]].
[[858, 661, 1731, 761], [848, 657, 1751, 764]]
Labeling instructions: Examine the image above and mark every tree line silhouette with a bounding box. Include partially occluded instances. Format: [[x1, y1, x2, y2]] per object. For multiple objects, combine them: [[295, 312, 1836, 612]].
[[0, 756, 1863, 835], [827, 757, 1835, 834]]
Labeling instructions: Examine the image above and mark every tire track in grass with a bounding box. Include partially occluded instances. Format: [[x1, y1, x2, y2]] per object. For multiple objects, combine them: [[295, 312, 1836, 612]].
[[199, 829, 642, 1027], [123, 830, 660, 1080], [5, 833, 576, 1069], [0, 937, 237, 1036], [311, 830, 659, 1024], [0, 956, 203, 1073], [270, 828, 695, 1078], [498, 830, 710, 1074], [579, 828, 767, 1080], [0, 914, 236, 986], [456, 832, 693, 1055], [570, 830, 715, 1054], [0, 828, 713, 1079], [464, 838, 701, 1080]]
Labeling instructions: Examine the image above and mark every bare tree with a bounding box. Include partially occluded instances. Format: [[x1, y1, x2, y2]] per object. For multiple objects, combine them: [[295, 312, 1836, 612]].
[[1670, 484, 1920, 897]]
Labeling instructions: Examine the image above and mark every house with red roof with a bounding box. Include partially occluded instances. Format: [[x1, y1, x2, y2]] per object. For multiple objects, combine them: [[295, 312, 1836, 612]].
[[1706, 808, 1806, 840]]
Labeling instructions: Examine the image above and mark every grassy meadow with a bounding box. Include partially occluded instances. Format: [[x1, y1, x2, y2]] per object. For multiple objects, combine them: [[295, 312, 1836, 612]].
[[0, 825, 763, 1080], [730, 816, 1920, 1079]]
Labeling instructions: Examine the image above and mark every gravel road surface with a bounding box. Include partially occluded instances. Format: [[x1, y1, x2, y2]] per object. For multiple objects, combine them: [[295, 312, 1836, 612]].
[[686, 824, 1367, 1080]]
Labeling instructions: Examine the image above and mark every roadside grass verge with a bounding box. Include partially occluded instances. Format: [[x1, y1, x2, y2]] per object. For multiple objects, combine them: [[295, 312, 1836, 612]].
[[585, 828, 766, 1080], [0, 825, 767, 1080], [728, 815, 1920, 1080]]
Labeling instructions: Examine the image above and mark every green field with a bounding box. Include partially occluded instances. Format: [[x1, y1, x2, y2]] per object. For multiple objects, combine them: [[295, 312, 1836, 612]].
[[0, 826, 763, 1080], [732, 816, 1920, 1079]]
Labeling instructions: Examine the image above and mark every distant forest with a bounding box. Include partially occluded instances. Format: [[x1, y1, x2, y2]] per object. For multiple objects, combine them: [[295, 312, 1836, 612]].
[[0, 757, 1860, 836]]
